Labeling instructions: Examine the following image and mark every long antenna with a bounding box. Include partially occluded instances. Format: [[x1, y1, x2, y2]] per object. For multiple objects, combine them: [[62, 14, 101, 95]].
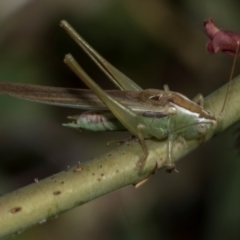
[[221, 41, 240, 113]]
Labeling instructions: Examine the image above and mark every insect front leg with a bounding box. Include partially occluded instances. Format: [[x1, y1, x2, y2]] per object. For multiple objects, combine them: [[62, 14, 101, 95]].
[[165, 133, 176, 172], [136, 124, 149, 167], [192, 93, 204, 106]]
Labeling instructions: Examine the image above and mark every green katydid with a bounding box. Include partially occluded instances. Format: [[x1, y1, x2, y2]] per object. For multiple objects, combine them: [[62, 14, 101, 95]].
[[0, 20, 224, 171]]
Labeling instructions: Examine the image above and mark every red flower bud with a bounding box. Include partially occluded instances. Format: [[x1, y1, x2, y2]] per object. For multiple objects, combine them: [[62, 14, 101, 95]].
[[204, 18, 240, 56]]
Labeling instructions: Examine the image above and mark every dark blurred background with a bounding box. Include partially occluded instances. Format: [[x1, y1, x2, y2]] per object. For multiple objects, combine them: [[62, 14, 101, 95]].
[[1, 0, 240, 239]]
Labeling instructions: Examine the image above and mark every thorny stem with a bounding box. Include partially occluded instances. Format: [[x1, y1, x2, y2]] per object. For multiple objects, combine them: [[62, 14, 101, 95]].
[[1, 75, 240, 237]]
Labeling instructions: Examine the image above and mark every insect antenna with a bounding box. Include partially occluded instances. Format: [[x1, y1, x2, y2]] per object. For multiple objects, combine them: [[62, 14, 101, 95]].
[[220, 41, 240, 114]]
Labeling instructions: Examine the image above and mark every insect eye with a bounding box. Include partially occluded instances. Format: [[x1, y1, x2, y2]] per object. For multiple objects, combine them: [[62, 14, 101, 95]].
[[196, 123, 207, 134]]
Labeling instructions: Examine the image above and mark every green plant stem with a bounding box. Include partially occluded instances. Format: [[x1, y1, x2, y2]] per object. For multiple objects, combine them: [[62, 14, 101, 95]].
[[1, 75, 240, 238]]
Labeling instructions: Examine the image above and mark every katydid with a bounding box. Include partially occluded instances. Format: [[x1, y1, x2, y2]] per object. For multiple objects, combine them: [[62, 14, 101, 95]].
[[0, 20, 221, 171]]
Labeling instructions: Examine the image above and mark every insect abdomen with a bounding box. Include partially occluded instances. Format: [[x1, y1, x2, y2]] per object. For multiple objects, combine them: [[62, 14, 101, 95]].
[[63, 111, 126, 131]]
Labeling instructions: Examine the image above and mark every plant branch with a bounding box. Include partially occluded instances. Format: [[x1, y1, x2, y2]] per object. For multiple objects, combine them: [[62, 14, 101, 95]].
[[1, 75, 240, 237]]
